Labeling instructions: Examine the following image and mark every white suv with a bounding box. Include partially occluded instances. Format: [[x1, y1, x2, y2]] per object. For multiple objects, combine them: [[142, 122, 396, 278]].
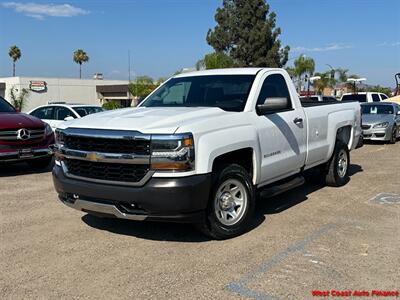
[[341, 92, 389, 102], [29, 103, 103, 129]]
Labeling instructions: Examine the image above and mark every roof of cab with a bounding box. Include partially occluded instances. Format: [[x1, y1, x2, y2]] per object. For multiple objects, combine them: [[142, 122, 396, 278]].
[[173, 68, 278, 78]]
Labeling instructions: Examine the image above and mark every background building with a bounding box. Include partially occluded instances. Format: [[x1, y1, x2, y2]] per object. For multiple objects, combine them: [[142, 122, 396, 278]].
[[0, 76, 133, 112]]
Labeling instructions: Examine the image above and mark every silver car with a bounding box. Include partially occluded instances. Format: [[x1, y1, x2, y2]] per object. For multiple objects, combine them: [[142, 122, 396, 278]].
[[361, 102, 400, 144]]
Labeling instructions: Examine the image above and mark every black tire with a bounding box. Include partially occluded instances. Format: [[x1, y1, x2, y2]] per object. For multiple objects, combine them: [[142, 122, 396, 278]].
[[196, 164, 255, 240], [324, 141, 350, 187], [389, 126, 397, 144], [27, 157, 53, 169]]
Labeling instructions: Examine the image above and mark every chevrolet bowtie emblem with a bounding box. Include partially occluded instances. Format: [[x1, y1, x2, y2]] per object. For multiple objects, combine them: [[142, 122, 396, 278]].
[[86, 152, 102, 162]]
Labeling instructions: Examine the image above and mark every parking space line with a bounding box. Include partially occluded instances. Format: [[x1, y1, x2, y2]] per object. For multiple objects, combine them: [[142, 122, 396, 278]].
[[226, 223, 337, 300]]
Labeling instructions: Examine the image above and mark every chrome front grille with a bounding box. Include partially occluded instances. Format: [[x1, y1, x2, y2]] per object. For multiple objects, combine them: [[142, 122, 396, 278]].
[[56, 128, 153, 186], [0, 127, 45, 141], [64, 135, 150, 155]]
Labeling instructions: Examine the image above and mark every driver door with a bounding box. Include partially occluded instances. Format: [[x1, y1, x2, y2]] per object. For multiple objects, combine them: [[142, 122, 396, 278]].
[[254, 72, 307, 184]]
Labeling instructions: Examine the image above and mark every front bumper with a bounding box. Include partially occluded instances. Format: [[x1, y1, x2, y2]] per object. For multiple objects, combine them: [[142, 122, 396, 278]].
[[362, 127, 391, 141], [52, 165, 211, 223], [0, 147, 53, 163]]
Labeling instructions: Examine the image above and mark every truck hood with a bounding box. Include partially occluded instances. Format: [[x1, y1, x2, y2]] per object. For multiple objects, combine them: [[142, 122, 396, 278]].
[[61, 107, 231, 134], [362, 114, 394, 124], [0, 112, 44, 129]]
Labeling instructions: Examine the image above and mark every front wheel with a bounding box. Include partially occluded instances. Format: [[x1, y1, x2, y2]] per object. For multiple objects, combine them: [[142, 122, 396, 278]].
[[324, 141, 350, 187], [389, 126, 397, 144], [197, 164, 255, 239]]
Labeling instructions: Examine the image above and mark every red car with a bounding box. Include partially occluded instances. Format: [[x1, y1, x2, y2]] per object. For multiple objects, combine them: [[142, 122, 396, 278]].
[[0, 96, 54, 168]]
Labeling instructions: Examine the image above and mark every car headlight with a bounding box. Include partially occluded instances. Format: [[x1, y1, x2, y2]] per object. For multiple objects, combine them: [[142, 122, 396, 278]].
[[150, 133, 195, 171], [45, 123, 53, 136], [373, 122, 389, 129], [55, 129, 65, 146]]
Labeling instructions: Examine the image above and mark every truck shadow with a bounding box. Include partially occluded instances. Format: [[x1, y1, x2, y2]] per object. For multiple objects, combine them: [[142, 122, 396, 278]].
[[82, 164, 362, 242], [257, 164, 363, 215], [0, 161, 53, 177], [82, 215, 213, 242]]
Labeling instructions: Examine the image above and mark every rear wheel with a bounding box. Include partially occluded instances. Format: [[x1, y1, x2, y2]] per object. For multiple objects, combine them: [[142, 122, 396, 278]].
[[27, 157, 53, 169], [324, 141, 350, 187], [196, 164, 255, 239], [389, 126, 397, 144]]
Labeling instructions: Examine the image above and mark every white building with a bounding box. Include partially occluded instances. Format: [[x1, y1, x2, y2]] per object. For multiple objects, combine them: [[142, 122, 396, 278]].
[[0, 76, 134, 112]]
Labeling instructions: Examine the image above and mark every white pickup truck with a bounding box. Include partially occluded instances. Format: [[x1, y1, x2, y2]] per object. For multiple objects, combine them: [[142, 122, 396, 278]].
[[52, 68, 362, 239]]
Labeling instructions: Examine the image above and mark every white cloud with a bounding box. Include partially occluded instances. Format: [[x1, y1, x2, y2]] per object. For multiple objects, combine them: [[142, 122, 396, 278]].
[[378, 41, 400, 47], [292, 43, 353, 53], [1, 2, 89, 19]]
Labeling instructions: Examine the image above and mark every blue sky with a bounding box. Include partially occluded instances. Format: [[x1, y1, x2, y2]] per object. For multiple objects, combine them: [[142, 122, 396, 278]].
[[1, 0, 399, 87]]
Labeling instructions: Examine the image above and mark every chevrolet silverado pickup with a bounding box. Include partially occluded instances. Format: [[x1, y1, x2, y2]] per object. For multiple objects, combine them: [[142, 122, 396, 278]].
[[52, 68, 362, 239], [0, 96, 54, 168]]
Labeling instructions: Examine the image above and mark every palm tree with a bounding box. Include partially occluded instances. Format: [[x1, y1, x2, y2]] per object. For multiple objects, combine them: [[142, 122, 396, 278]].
[[73, 49, 89, 79], [293, 55, 315, 92], [313, 71, 337, 95], [335, 68, 348, 83], [8, 45, 21, 77]]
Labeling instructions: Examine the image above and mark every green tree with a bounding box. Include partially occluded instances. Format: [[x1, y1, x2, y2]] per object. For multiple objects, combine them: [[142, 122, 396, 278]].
[[128, 76, 158, 102], [73, 49, 89, 79], [102, 101, 122, 110], [313, 71, 336, 95], [292, 55, 315, 92], [196, 52, 235, 70], [206, 0, 289, 67], [9, 86, 29, 111], [8, 45, 21, 77], [367, 85, 392, 96], [335, 68, 348, 83]]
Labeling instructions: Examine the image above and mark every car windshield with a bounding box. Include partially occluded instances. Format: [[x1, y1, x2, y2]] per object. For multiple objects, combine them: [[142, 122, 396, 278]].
[[341, 94, 367, 102], [362, 105, 394, 115], [0, 96, 15, 112], [141, 75, 256, 112], [74, 106, 104, 117]]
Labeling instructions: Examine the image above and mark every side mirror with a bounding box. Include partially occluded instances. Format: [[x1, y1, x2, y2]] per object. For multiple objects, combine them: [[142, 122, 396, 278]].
[[64, 116, 74, 121], [397, 111, 400, 115], [257, 97, 289, 114]]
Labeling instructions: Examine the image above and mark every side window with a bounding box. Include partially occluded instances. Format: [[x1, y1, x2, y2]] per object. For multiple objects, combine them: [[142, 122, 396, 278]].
[[372, 94, 380, 102], [380, 94, 388, 100], [55, 107, 76, 120], [31, 107, 55, 119], [257, 74, 292, 109]]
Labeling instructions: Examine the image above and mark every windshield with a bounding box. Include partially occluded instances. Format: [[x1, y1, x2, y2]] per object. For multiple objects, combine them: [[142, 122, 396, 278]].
[[74, 106, 104, 117], [141, 75, 256, 112], [0, 96, 15, 113], [342, 94, 367, 102], [362, 105, 394, 115]]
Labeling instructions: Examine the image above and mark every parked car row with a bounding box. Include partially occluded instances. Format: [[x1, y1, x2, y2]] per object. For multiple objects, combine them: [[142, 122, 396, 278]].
[[0, 96, 54, 168], [361, 102, 400, 144], [341, 92, 389, 102], [1, 68, 398, 239], [29, 103, 104, 129], [0, 98, 104, 168], [301, 92, 390, 104]]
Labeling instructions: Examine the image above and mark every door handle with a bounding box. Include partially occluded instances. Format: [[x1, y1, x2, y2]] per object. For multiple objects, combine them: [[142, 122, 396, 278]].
[[293, 117, 303, 125]]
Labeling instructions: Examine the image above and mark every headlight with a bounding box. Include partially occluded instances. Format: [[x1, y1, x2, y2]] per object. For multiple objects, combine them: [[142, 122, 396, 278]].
[[373, 122, 389, 128], [150, 133, 195, 171], [45, 123, 53, 136], [55, 129, 65, 146]]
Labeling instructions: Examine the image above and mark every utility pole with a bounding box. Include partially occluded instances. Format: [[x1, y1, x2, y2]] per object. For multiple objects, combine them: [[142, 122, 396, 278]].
[[128, 50, 131, 82]]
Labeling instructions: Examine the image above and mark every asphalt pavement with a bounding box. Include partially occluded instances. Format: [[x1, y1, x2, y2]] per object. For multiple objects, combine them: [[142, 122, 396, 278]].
[[1, 142, 399, 299]]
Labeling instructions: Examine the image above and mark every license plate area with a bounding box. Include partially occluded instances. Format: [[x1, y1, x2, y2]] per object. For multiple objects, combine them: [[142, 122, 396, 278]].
[[19, 148, 33, 159]]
